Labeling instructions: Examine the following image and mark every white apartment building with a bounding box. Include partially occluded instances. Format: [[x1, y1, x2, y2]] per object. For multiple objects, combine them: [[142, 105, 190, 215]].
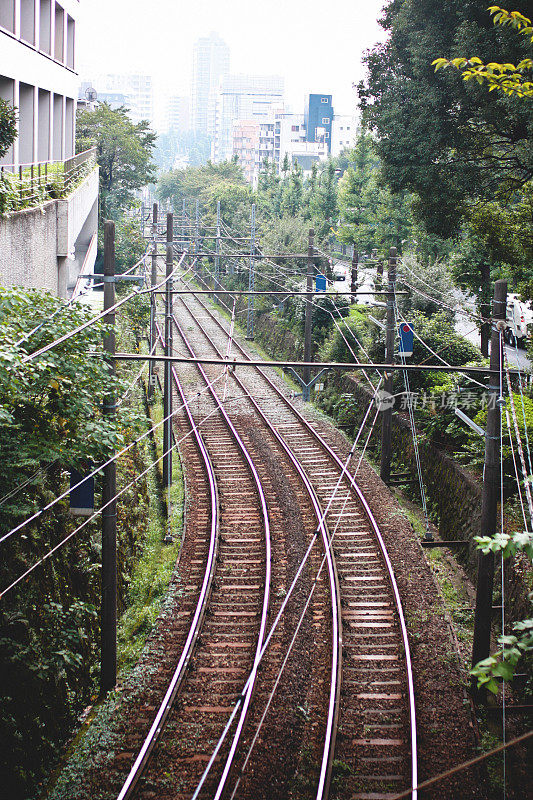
[[93, 73, 154, 125], [191, 32, 230, 141], [331, 113, 357, 157], [0, 0, 99, 298], [0, 0, 79, 165], [214, 74, 284, 163]]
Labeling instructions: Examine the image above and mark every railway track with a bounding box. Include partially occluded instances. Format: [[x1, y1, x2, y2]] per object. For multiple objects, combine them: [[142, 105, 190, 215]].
[[173, 277, 418, 800], [116, 307, 339, 798], [114, 264, 417, 800]]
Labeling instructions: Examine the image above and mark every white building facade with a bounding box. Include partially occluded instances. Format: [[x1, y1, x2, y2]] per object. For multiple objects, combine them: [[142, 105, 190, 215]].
[[0, 0, 99, 298], [92, 73, 154, 126], [214, 74, 284, 163], [0, 0, 79, 166], [331, 113, 357, 157]]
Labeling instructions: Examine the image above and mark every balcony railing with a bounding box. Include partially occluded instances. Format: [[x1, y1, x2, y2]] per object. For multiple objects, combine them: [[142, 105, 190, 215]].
[[0, 148, 97, 215]]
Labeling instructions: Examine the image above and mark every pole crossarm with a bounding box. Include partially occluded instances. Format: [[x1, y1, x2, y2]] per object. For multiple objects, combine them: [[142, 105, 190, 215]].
[[150, 290, 408, 297], [111, 352, 516, 376]]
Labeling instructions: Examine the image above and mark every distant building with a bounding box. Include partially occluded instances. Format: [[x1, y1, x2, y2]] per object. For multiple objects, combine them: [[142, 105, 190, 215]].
[[96, 91, 128, 109], [214, 73, 284, 162], [92, 73, 154, 125], [0, 0, 99, 298], [232, 120, 260, 184], [167, 95, 190, 134], [305, 93, 333, 155], [331, 113, 357, 157], [191, 32, 230, 141]]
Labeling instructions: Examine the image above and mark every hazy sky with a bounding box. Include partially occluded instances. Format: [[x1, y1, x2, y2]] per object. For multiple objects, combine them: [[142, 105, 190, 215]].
[[78, 0, 387, 116]]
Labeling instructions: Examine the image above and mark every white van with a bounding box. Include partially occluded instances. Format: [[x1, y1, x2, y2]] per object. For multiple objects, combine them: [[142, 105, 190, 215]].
[[506, 295, 530, 348]]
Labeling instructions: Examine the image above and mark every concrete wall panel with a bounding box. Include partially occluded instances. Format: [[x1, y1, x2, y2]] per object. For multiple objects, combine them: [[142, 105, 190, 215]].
[[0, 200, 59, 292]]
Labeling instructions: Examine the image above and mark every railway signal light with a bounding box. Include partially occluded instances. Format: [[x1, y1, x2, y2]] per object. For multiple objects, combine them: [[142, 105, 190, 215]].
[[399, 322, 414, 357]]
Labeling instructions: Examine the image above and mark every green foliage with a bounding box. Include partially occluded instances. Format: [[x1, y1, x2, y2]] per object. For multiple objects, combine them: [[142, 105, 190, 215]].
[[433, 7, 533, 98], [398, 252, 456, 320], [158, 160, 246, 219], [76, 103, 156, 220], [112, 216, 147, 275], [359, 0, 533, 237], [471, 529, 533, 694], [0, 98, 17, 158], [460, 390, 533, 490], [0, 288, 157, 798], [0, 287, 140, 525], [337, 128, 413, 255], [0, 159, 94, 216]]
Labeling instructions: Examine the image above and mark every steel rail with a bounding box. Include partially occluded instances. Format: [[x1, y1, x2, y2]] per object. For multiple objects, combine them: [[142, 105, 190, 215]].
[[189, 287, 419, 799], [176, 294, 342, 800], [116, 323, 220, 800], [171, 313, 273, 800]]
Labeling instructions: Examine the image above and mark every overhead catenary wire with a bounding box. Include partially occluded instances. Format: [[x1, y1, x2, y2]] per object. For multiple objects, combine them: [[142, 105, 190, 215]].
[[0, 363, 222, 547], [20, 251, 187, 365], [12, 249, 150, 350], [503, 350, 533, 528], [0, 370, 232, 597]]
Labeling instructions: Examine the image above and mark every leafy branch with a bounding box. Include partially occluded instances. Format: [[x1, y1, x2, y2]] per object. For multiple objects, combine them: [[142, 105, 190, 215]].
[[432, 7, 533, 98], [471, 531, 533, 693]]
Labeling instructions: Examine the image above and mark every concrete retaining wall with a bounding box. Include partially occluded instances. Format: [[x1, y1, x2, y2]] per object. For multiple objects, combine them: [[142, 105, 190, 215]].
[[0, 167, 98, 296]]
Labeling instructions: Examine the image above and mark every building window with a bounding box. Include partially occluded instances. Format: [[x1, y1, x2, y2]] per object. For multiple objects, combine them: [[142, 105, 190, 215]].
[[0, 0, 15, 33], [21, 0, 36, 44], [322, 117, 330, 124], [39, 0, 51, 55], [291, 125, 299, 131], [66, 15, 75, 68], [325, 132, 330, 139], [321, 97, 329, 103], [54, 3, 64, 62]]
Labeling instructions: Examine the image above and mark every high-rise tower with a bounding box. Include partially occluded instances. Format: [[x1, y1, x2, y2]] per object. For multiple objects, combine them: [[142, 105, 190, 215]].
[[191, 32, 230, 141]]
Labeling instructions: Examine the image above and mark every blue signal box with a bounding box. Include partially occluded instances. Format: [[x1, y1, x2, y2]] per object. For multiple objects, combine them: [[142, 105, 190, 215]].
[[399, 323, 414, 357], [315, 273, 327, 293]]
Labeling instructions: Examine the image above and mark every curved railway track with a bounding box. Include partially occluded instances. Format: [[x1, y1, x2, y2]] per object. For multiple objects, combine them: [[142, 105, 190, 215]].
[[174, 275, 418, 800], [114, 262, 417, 800], [116, 309, 340, 798]]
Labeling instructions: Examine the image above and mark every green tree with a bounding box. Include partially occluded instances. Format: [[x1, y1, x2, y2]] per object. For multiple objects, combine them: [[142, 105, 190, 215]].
[[158, 160, 245, 216], [280, 161, 304, 217], [76, 103, 156, 220], [0, 99, 17, 158], [310, 161, 339, 240], [359, 0, 533, 238]]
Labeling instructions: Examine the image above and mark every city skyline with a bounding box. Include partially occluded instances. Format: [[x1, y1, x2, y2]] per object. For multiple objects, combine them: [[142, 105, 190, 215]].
[[77, 0, 387, 117]]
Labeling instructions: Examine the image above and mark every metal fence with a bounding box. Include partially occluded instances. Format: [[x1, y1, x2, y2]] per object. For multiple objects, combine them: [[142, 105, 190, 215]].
[[0, 147, 97, 212]]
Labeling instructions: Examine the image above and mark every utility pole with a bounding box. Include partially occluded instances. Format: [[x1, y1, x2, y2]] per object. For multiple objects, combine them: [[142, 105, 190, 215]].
[[472, 279, 507, 681], [214, 199, 221, 303], [246, 203, 256, 340], [163, 213, 173, 493], [351, 248, 358, 302], [148, 202, 158, 399], [303, 228, 315, 400], [101, 220, 117, 695], [380, 247, 397, 485]]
